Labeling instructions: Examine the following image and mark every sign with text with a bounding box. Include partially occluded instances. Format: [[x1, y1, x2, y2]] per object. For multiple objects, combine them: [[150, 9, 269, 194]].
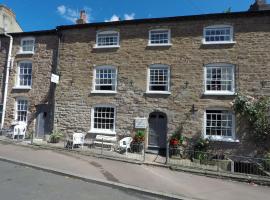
[[51, 74, 59, 84], [134, 118, 147, 129]]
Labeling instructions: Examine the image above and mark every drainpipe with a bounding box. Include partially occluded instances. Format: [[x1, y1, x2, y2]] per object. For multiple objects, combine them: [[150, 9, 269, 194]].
[[1, 32, 13, 129]]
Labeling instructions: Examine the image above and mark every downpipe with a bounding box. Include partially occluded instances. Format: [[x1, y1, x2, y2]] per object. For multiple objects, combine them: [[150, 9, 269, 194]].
[[1, 32, 13, 129]]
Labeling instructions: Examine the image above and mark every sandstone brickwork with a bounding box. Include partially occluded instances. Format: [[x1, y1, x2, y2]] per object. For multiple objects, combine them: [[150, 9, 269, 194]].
[[54, 13, 270, 153]]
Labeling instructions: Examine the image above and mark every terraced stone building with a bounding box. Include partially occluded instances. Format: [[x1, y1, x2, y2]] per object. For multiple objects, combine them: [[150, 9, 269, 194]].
[[1, 7, 270, 153]]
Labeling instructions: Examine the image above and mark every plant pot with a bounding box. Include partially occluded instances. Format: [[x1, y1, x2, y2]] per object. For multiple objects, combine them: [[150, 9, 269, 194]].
[[131, 142, 144, 153]]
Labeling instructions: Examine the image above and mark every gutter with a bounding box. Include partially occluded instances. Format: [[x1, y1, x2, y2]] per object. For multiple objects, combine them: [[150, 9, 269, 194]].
[[1, 32, 13, 129]]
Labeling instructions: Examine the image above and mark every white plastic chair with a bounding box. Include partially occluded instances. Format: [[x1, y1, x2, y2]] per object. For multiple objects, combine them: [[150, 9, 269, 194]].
[[12, 123, 26, 140], [119, 137, 133, 155], [72, 133, 85, 149]]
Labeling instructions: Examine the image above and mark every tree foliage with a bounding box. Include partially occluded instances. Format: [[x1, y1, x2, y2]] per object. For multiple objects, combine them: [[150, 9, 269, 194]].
[[233, 94, 270, 148]]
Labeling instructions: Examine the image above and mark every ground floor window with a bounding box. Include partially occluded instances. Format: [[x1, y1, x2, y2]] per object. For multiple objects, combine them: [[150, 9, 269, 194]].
[[91, 106, 115, 134], [205, 110, 235, 141], [16, 99, 28, 122]]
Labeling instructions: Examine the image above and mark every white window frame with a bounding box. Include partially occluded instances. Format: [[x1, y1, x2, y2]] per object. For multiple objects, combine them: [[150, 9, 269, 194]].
[[146, 64, 171, 94], [15, 98, 28, 123], [203, 109, 237, 142], [148, 29, 171, 46], [92, 66, 117, 94], [203, 25, 235, 44], [14, 61, 32, 89], [204, 63, 235, 95], [89, 105, 116, 135], [20, 37, 35, 54], [95, 30, 120, 48]]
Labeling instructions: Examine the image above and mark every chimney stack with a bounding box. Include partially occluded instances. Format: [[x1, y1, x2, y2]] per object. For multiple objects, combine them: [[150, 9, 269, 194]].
[[249, 0, 270, 11], [76, 10, 87, 24]]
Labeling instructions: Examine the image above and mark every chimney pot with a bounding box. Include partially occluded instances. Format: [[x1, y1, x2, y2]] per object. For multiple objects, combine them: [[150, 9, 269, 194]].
[[76, 10, 87, 24]]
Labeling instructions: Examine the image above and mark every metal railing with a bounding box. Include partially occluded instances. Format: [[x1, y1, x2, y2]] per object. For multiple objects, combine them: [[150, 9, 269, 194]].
[[168, 147, 270, 178], [76, 139, 145, 162]]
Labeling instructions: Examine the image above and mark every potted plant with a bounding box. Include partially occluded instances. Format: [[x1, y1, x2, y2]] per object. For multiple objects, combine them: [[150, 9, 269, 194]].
[[131, 130, 145, 153], [49, 129, 63, 143]]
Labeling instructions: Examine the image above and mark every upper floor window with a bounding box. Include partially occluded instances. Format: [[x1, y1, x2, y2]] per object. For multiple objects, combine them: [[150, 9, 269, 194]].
[[16, 98, 28, 122], [147, 64, 170, 94], [204, 109, 235, 141], [96, 31, 120, 48], [93, 66, 117, 93], [203, 25, 234, 44], [90, 105, 116, 134], [149, 29, 171, 46], [16, 61, 32, 89], [204, 63, 235, 95], [20, 37, 35, 53]]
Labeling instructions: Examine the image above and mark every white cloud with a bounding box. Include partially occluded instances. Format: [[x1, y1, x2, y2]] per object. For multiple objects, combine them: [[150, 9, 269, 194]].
[[57, 5, 91, 24], [105, 14, 120, 22], [57, 5, 66, 15], [105, 13, 135, 22], [124, 13, 135, 20]]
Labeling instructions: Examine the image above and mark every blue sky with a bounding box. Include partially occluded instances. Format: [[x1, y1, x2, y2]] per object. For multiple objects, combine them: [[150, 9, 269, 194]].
[[1, 0, 258, 31]]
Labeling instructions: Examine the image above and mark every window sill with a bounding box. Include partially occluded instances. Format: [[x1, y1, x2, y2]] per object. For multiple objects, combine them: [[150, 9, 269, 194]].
[[203, 92, 236, 96], [145, 91, 171, 95], [13, 86, 32, 90], [16, 51, 34, 55], [93, 45, 120, 49], [202, 41, 236, 45], [147, 43, 172, 47], [205, 136, 239, 143], [91, 91, 117, 94], [88, 129, 116, 135]]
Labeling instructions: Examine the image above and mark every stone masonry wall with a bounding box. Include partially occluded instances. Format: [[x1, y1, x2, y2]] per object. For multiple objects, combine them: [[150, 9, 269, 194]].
[[0, 33, 57, 134], [53, 14, 270, 153]]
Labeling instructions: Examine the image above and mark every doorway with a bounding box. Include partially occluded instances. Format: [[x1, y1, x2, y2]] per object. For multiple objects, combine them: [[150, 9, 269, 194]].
[[148, 112, 167, 150], [36, 104, 51, 138]]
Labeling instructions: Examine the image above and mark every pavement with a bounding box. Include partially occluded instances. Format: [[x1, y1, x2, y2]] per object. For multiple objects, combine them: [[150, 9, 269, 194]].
[[0, 160, 163, 200], [0, 142, 269, 200]]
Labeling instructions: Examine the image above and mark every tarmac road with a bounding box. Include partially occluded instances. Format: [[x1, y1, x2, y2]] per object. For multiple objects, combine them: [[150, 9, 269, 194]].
[[0, 160, 165, 200]]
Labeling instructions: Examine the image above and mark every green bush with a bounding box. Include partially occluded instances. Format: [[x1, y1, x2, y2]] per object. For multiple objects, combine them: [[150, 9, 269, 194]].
[[49, 129, 63, 143]]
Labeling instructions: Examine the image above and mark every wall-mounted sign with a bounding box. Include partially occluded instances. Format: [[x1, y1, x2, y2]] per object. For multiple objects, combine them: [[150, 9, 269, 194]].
[[51, 74, 59, 84], [135, 118, 147, 129]]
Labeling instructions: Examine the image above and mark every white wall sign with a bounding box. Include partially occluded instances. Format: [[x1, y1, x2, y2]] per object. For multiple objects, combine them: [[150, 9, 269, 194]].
[[135, 118, 147, 129], [51, 74, 59, 84]]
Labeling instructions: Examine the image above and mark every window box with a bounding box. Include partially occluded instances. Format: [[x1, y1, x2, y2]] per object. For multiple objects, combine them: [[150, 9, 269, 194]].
[[203, 25, 235, 45], [149, 29, 171, 46]]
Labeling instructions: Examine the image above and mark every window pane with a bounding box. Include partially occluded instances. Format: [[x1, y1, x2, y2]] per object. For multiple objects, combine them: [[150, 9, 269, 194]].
[[204, 27, 232, 42], [205, 65, 233, 92], [205, 110, 233, 138], [95, 67, 116, 91], [97, 32, 119, 46], [149, 66, 169, 92], [93, 107, 115, 131], [18, 62, 32, 87], [150, 30, 169, 44]]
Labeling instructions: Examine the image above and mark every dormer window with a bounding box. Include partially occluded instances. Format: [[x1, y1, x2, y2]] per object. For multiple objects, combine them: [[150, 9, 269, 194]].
[[148, 29, 171, 46], [203, 25, 234, 44], [95, 31, 120, 48], [20, 37, 35, 53]]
